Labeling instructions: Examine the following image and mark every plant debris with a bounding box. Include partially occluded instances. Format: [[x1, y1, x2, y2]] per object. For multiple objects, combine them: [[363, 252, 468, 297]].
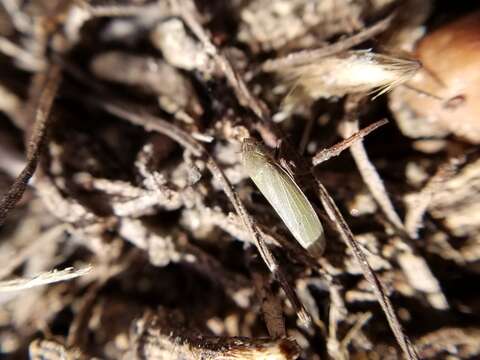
[[1, 1, 480, 359]]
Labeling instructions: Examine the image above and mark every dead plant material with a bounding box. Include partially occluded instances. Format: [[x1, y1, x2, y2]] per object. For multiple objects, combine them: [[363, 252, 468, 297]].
[[171, 1, 419, 356], [262, 12, 396, 72], [100, 102, 311, 325], [313, 119, 388, 165], [405, 156, 464, 239], [279, 50, 420, 103], [0, 265, 91, 292], [29, 339, 86, 360], [314, 180, 419, 359], [237, 0, 365, 52], [339, 107, 405, 233], [0, 64, 61, 227], [130, 311, 300, 360], [1, 1, 479, 359]]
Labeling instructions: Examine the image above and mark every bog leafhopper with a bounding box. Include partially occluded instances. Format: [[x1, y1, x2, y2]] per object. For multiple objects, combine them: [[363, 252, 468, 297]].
[[242, 138, 325, 255]]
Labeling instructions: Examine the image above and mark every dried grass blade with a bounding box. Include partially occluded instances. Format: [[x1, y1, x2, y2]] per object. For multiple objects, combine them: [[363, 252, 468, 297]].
[[0, 265, 92, 292]]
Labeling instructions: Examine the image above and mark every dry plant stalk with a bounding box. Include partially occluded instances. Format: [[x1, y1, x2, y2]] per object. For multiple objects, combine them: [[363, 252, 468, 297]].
[[313, 180, 419, 359], [0, 65, 61, 227]]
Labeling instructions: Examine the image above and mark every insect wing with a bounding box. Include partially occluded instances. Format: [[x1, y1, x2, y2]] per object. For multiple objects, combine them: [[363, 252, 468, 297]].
[[250, 163, 324, 252]]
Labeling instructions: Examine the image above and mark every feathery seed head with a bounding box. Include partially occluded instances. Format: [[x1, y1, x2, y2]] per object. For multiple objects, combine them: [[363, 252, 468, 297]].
[[279, 50, 420, 103]]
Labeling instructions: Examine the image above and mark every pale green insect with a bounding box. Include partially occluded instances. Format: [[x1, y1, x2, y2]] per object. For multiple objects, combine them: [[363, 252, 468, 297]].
[[242, 138, 325, 255]]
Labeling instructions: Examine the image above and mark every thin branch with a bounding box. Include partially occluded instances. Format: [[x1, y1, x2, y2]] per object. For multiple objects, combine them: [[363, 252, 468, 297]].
[[313, 119, 388, 165], [0, 64, 61, 227], [313, 180, 419, 359], [262, 12, 396, 72], [0, 265, 92, 292]]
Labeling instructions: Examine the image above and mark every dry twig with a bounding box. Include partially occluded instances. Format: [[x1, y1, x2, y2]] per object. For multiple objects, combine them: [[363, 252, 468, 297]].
[[313, 119, 388, 165], [314, 180, 419, 359], [0, 65, 61, 227]]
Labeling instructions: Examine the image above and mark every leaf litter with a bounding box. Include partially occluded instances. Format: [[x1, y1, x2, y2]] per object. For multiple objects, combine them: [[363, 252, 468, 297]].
[[0, 1, 479, 359]]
